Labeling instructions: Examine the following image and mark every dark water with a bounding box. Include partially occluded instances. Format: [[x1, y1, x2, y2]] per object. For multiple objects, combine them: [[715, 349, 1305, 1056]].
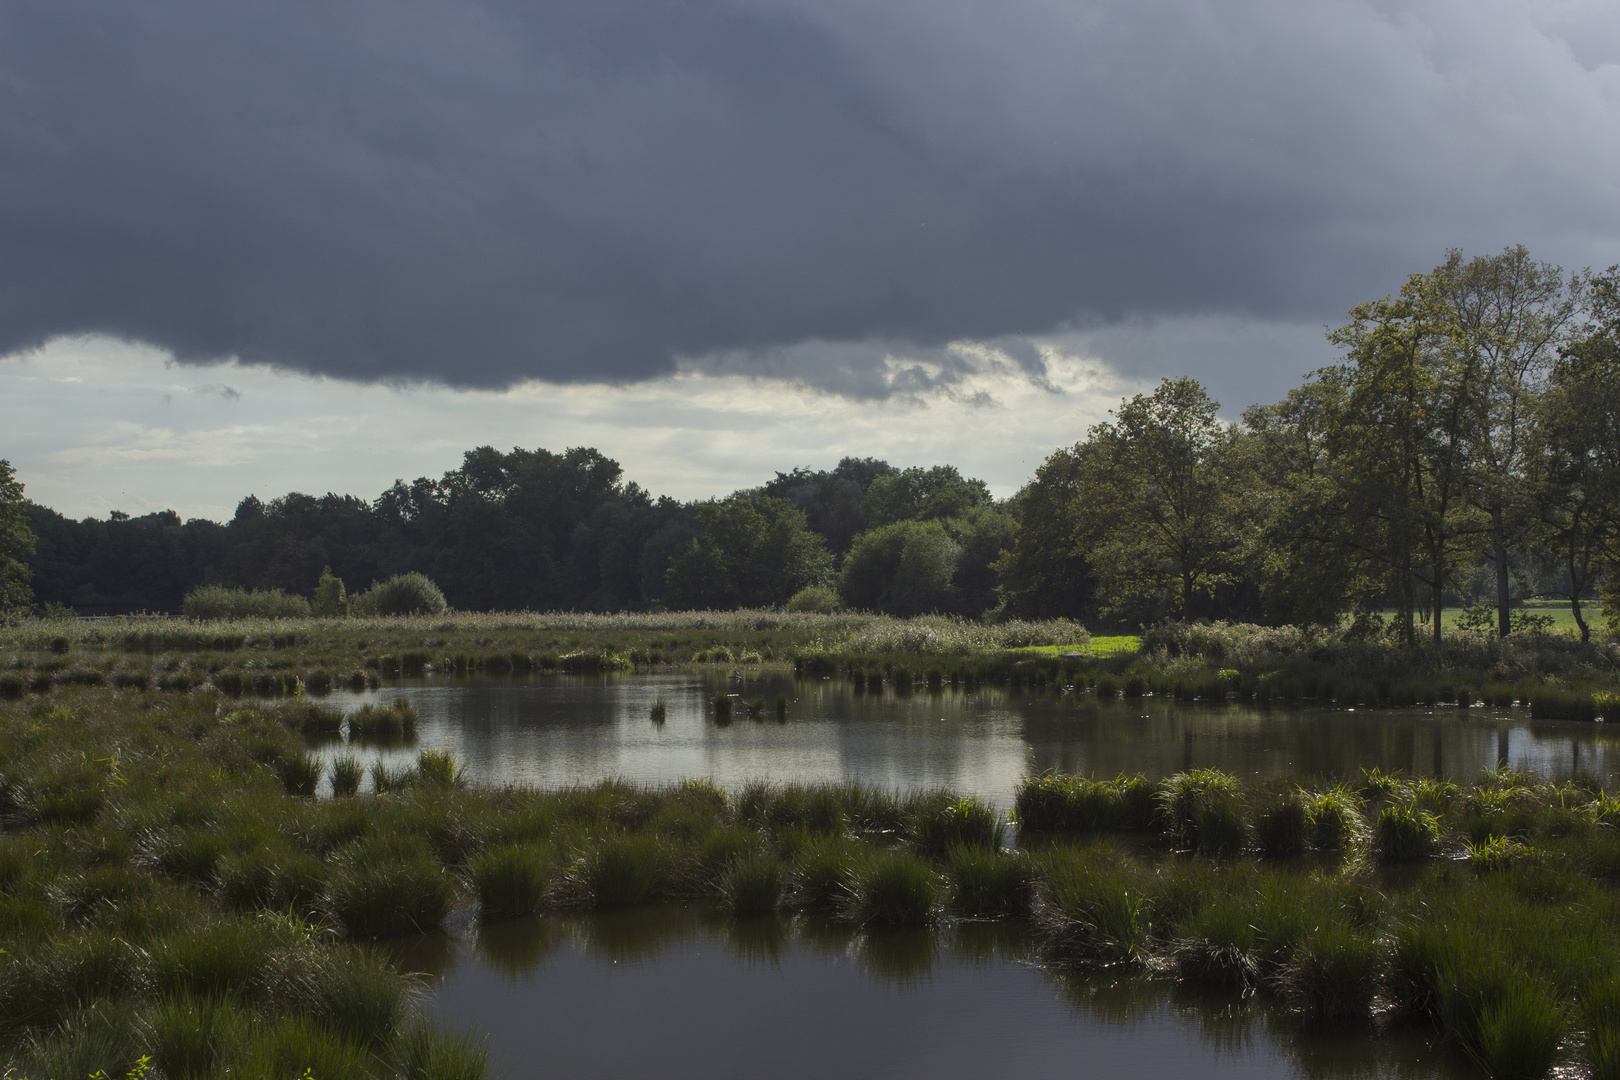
[[320, 672, 1612, 1079], [390, 908, 1467, 1080], [320, 671, 1620, 808]]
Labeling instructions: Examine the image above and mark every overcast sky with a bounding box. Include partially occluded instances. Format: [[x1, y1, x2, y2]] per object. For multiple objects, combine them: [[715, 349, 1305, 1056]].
[[3, 0, 1619, 519]]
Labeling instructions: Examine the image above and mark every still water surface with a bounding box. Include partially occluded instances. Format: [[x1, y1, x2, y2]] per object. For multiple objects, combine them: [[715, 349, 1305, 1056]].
[[326, 672, 1614, 1079], [322, 670, 1620, 807], [392, 908, 1467, 1080]]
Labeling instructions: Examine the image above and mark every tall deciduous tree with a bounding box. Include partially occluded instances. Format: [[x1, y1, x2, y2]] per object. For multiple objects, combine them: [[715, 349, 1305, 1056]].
[[1080, 378, 1240, 623], [1322, 273, 1489, 645], [1531, 266, 1620, 640], [1435, 246, 1580, 637], [0, 460, 36, 616]]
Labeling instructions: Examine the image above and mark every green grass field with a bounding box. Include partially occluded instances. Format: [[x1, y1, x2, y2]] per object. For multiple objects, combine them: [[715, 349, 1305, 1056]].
[[1391, 599, 1596, 635], [1008, 636, 1141, 659]]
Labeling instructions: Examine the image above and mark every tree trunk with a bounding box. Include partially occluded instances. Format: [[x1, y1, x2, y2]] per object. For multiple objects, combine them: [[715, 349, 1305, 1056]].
[[1433, 567, 1444, 646], [1399, 569, 1416, 647], [1567, 536, 1591, 643], [1492, 509, 1511, 638]]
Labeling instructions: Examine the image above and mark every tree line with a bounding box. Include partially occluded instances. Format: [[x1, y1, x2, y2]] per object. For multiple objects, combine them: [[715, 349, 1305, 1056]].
[[3, 246, 1619, 642]]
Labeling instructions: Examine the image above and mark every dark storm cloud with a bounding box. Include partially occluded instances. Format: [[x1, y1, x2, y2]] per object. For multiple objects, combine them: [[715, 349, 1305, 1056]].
[[1, 0, 1616, 393]]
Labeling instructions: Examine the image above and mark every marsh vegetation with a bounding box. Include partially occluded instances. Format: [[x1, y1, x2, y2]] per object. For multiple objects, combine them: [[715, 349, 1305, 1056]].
[[6, 683, 1620, 1077]]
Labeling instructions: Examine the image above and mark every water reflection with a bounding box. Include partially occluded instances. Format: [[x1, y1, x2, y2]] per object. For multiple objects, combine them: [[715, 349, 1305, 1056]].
[[404, 907, 1468, 1080], [316, 673, 1620, 806]]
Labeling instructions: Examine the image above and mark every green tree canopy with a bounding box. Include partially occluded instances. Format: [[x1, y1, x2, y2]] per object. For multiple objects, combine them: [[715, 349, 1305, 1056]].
[[0, 460, 36, 616], [1079, 378, 1242, 623], [662, 495, 832, 609]]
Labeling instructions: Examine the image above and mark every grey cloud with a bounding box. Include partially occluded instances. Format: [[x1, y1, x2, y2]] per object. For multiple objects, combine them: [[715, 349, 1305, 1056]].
[[192, 384, 242, 402], [1, 0, 1616, 399]]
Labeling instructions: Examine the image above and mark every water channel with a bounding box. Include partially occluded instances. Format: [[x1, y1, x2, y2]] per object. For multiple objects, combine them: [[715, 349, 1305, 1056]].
[[321, 672, 1619, 1078]]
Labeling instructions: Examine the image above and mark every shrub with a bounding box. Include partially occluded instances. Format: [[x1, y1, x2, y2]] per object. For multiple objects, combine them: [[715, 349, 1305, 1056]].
[[312, 566, 348, 617], [1376, 803, 1440, 863], [350, 572, 449, 617], [849, 851, 937, 928], [469, 843, 550, 920], [786, 586, 843, 614], [181, 585, 311, 621], [724, 854, 785, 917]]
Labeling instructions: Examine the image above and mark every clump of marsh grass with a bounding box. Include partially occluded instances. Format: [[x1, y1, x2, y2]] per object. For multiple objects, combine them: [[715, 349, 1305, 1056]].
[[142, 992, 248, 1079], [1172, 897, 1259, 992], [945, 845, 1033, 917], [784, 832, 864, 910], [724, 853, 785, 917], [1158, 769, 1247, 854], [909, 794, 1003, 855], [1582, 977, 1620, 1080], [323, 834, 455, 938], [583, 834, 667, 909], [330, 754, 363, 796], [1013, 773, 1131, 833], [1279, 924, 1382, 1023], [848, 851, 937, 928], [1471, 981, 1566, 1080], [399, 1019, 491, 1080], [417, 747, 465, 789], [1036, 846, 1150, 965], [214, 841, 325, 912], [469, 842, 551, 921], [1375, 803, 1440, 863], [712, 694, 733, 722], [275, 754, 322, 798], [1253, 791, 1308, 858], [347, 700, 419, 739], [649, 696, 667, 724], [1304, 788, 1360, 851]]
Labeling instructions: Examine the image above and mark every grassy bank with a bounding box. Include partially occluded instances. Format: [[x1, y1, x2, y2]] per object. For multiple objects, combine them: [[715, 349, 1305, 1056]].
[[6, 689, 1620, 1077], [7, 613, 1620, 723]]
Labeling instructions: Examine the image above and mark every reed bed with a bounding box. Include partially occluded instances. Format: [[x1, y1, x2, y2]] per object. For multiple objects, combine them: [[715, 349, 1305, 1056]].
[[9, 688, 1620, 1077]]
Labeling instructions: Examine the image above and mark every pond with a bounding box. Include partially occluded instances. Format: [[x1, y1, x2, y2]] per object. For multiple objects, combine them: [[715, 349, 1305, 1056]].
[[390, 906, 1468, 1080], [319, 671, 1614, 1079], [319, 670, 1620, 808]]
